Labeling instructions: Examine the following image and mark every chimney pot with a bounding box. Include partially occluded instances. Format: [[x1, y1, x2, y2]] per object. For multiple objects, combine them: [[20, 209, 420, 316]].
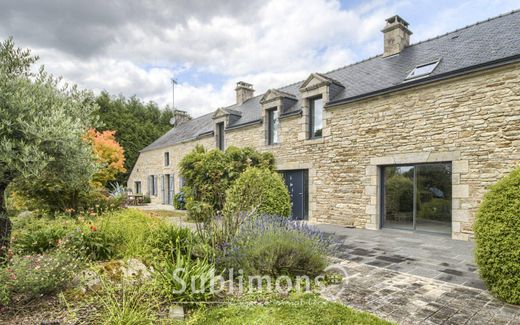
[[381, 15, 412, 57], [235, 81, 254, 105]]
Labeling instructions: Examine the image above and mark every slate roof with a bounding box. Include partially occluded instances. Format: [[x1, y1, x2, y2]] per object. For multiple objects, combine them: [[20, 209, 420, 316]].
[[142, 10, 520, 152]]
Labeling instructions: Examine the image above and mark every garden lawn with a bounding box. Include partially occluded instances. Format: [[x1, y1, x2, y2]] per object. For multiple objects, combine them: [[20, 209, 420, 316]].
[[189, 295, 391, 325]]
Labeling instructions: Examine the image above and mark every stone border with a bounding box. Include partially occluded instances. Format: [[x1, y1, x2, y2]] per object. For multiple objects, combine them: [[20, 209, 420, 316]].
[[364, 151, 470, 240]]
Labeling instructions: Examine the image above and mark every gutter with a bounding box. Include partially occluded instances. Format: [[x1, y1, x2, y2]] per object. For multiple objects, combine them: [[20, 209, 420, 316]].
[[326, 54, 520, 108], [280, 109, 302, 119]]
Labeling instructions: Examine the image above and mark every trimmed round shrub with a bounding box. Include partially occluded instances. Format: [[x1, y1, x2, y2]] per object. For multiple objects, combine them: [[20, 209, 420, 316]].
[[223, 167, 291, 218], [474, 167, 520, 304]]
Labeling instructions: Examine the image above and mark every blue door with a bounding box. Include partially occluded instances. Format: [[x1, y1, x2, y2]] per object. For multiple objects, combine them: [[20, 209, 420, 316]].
[[282, 170, 308, 220]]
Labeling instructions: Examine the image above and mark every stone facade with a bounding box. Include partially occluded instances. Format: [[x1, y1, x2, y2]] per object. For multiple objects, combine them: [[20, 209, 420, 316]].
[[129, 62, 520, 240]]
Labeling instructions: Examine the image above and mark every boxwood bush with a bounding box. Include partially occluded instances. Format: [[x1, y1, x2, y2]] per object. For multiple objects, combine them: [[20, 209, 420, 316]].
[[223, 167, 291, 218], [474, 167, 520, 304]]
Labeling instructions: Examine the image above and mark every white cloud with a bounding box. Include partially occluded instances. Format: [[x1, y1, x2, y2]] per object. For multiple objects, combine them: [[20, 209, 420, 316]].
[[2, 0, 519, 118]]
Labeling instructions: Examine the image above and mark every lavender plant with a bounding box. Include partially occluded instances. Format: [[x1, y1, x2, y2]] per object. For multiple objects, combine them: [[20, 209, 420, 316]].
[[217, 215, 333, 277]]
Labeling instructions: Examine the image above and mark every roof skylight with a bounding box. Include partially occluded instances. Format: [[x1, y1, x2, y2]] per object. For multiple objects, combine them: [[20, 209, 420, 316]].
[[406, 60, 440, 80]]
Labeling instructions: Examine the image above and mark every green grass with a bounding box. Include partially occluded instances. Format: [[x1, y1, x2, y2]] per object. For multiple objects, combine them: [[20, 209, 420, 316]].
[[187, 294, 391, 325], [143, 209, 189, 220]]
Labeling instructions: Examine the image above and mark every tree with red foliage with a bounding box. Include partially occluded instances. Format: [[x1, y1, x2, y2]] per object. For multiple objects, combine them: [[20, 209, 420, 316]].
[[84, 129, 126, 187]]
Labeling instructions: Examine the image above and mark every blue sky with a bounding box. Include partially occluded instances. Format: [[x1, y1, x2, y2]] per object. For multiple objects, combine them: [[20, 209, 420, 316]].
[[0, 0, 518, 117]]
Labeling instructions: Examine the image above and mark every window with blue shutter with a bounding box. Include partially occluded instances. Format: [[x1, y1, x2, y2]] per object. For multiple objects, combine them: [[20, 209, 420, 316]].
[[161, 175, 166, 204], [169, 174, 174, 205]]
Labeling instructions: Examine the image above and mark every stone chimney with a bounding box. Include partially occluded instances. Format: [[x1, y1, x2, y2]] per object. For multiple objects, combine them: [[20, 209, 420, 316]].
[[381, 15, 412, 57], [235, 81, 254, 105], [170, 109, 191, 126]]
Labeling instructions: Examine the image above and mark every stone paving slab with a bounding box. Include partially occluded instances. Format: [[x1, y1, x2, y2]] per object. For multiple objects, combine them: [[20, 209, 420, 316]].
[[322, 260, 520, 325], [316, 225, 485, 289]]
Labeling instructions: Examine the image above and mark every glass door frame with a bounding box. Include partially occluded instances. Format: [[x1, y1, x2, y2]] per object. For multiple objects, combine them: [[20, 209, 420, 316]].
[[380, 161, 452, 235]]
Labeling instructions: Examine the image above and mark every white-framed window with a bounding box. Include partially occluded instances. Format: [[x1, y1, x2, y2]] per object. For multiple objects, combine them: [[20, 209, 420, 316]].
[[406, 60, 440, 80]]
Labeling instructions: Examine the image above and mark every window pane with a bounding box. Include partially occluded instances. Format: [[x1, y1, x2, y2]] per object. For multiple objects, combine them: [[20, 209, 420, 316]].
[[383, 166, 414, 230], [406, 61, 439, 79], [311, 97, 323, 138], [273, 109, 279, 143], [268, 108, 279, 144], [416, 163, 452, 234], [217, 122, 224, 150]]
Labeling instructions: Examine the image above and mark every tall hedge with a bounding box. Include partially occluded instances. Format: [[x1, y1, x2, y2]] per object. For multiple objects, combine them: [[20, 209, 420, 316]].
[[224, 167, 291, 218], [474, 167, 520, 304]]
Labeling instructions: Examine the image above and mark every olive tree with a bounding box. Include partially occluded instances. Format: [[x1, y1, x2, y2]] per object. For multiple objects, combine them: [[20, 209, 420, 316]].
[[0, 38, 98, 261]]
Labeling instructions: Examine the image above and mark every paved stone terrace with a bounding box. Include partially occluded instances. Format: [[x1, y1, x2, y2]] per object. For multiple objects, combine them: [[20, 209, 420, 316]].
[[323, 260, 520, 325], [317, 225, 484, 289], [316, 225, 520, 324]]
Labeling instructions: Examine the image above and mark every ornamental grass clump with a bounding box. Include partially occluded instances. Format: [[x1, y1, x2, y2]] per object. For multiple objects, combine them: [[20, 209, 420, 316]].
[[153, 242, 217, 304]]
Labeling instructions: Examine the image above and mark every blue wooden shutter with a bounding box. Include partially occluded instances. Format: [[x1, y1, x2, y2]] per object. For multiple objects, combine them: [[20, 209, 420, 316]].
[[154, 175, 158, 196], [161, 175, 165, 204], [169, 174, 174, 205]]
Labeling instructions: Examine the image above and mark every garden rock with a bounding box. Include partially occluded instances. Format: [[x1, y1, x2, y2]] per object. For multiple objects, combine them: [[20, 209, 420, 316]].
[[122, 258, 151, 280], [168, 305, 184, 320], [17, 211, 34, 218], [96, 259, 152, 281], [78, 269, 102, 293]]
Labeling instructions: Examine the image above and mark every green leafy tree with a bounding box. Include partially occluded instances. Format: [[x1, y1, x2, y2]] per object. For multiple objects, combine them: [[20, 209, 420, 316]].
[[94, 92, 175, 184], [0, 37, 98, 261], [179, 145, 274, 221]]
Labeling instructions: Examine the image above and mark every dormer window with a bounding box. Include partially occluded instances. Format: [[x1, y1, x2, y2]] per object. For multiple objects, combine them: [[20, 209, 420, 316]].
[[216, 122, 225, 150], [164, 152, 170, 166], [309, 96, 323, 139], [260, 89, 297, 146], [299, 73, 344, 142], [267, 108, 279, 145], [406, 60, 440, 80]]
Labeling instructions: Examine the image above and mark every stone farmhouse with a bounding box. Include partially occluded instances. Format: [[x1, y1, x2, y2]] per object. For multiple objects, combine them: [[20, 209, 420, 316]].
[[129, 11, 520, 240]]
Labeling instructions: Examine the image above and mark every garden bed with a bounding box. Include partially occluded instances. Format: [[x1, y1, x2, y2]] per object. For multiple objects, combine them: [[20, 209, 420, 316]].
[[0, 208, 391, 324]]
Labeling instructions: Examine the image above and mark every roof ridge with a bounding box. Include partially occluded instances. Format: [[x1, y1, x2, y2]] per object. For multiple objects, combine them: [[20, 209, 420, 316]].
[[195, 8, 520, 118], [407, 9, 520, 48], [274, 53, 383, 92], [179, 110, 213, 123], [319, 9, 520, 77]]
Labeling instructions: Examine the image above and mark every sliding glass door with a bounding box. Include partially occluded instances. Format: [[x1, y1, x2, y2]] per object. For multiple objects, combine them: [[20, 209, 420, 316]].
[[382, 163, 451, 235]]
